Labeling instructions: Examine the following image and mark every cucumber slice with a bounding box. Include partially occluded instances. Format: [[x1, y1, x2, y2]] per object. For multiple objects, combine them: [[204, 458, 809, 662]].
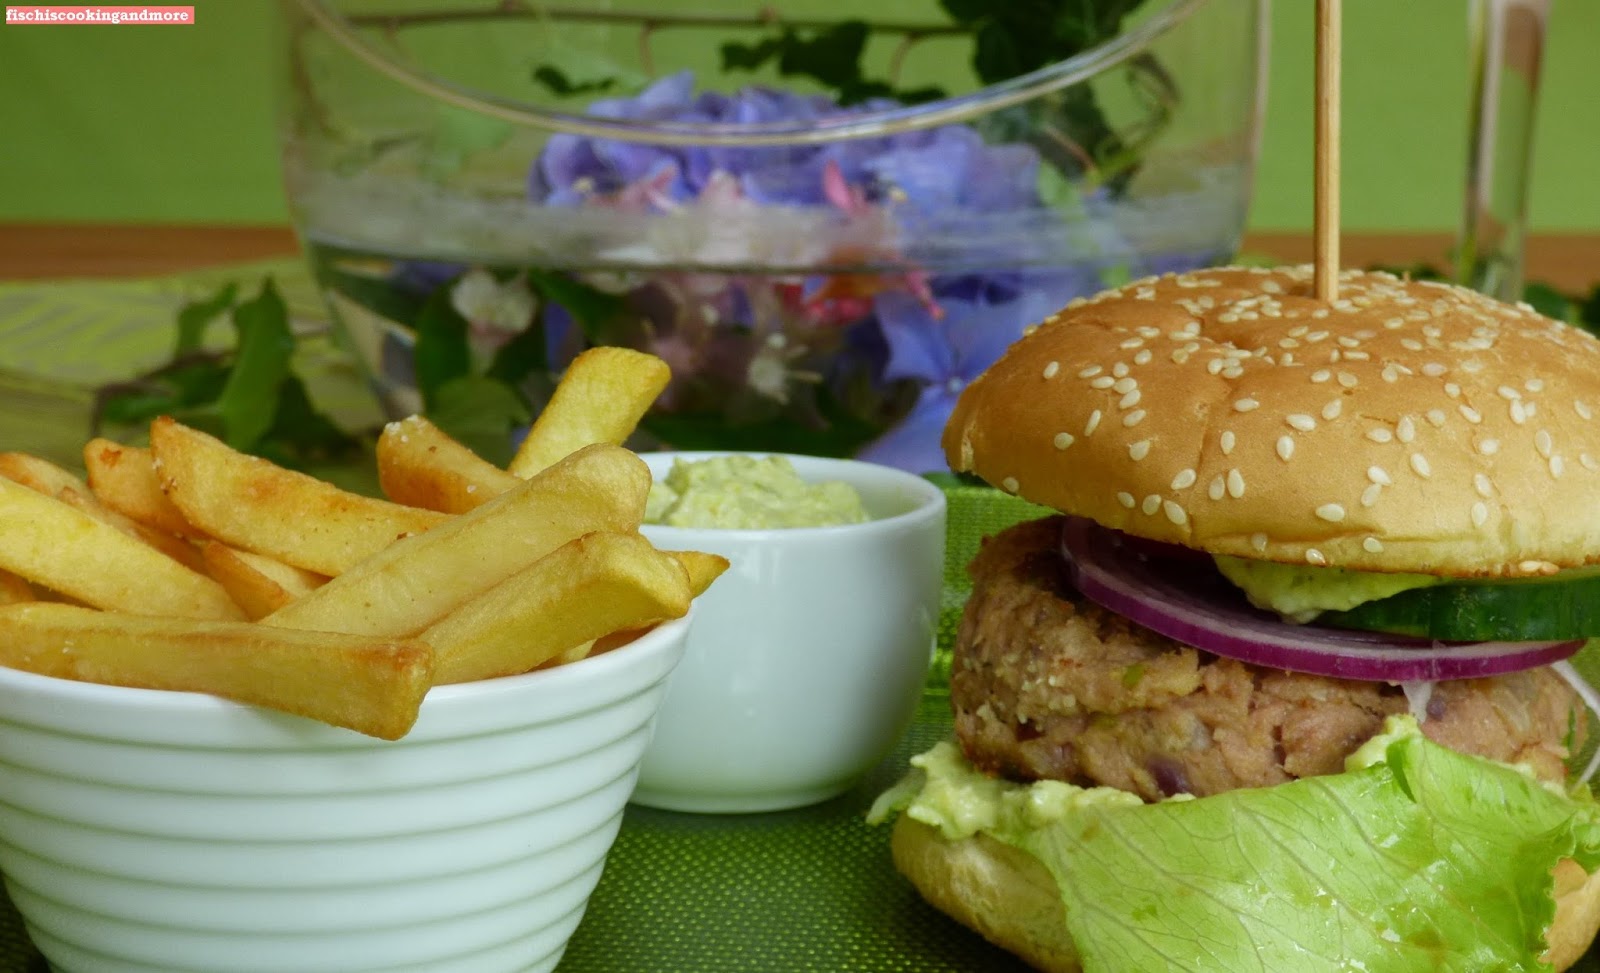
[[1321, 568, 1600, 641]]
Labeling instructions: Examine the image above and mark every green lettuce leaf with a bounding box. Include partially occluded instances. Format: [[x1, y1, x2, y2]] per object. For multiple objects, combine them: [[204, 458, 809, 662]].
[[890, 718, 1600, 972]]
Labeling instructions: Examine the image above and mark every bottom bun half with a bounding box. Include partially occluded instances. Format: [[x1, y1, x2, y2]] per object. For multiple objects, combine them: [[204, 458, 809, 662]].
[[890, 816, 1600, 972]]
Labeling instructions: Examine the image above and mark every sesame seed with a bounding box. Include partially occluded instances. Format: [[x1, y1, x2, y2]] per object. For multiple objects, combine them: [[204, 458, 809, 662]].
[[1410, 454, 1432, 478], [1551, 455, 1566, 478], [1583, 454, 1599, 472], [1311, 369, 1332, 383], [1401, 338, 1424, 351], [1085, 410, 1102, 436], [1134, 349, 1153, 365], [1227, 469, 1246, 498], [1368, 466, 1392, 485], [1445, 382, 1462, 398], [1120, 389, 1142, 410], [1276, 436, 1295, 461], [1474, 473, 1493, 498], [1422, 362, 1447, 377], [1250, 533, 1269, 553], [1511, 400, 1528, 424], [1091, 376, 1115, 390], [1221, 430, 1236, 455], [1498, 385, 1521, 400], [1118, 492, 1136, 509], [1123, 410, 1147, 427], [1479, 438, 1500, 456], [1579, 401, 1595, 421], [1163, 500, 1188, 526], [1322, 399, 1343, 420], [1367, 428, 1394, 443], [1361, 483, 1383, 507], [1043, 361, 1060, 379], [1078, 365, 1103, 379], [1113, 377, 1137, 394], [1472, 502, 1488, 527], [1536, 429, 1553, 458], [1459, 405, 1482, 424], [1305, 549, 1328, 566], [1396, 416, 1416, 443], [1235, 398, 1260, 412], [1142, 494, 1162, 515], [1208, 476, 1226, 501], [1129, 440, 1152, 461], [1002, 477, 1019, 493], [1171, 468, 1197, 490], [1363, 537, 1384, 553], [1316, 503, 1346, 522], [1425, 409, 1446, 427], [1207, 358, 1225, 376], [1337, 371, 1359, 388], [1287, 414, 1317, 432], [1527, 378, 1545, 393], [1053, 432, 1075, 450]]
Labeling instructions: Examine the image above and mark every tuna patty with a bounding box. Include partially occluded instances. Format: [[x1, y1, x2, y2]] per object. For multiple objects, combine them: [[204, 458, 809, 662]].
[[951, 517, 1585, 802]]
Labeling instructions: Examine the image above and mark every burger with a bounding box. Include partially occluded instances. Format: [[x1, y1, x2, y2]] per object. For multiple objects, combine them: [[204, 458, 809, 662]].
[[873, 266, 1600, 971]]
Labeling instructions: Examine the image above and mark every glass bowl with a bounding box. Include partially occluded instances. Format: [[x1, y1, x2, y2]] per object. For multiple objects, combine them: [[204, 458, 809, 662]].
[[278, 0, 1266, 473]]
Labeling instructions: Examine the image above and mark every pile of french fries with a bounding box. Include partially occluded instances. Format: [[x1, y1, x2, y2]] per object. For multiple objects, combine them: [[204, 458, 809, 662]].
[[0, 348, 721, 740]]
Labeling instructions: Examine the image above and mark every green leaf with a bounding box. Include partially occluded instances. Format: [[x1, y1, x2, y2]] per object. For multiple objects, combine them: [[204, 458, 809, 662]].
[[776, 22, 870, 90], [216, 279, 294, 452], [424, 105, 513, 178], [174, 282, 237, 356], [720, 37, 784, 72], [1524, 281, 1576, 323], [525, 269, 628, 343], [412, 286, 473, 411], [259, 375, 362, 464], [945, 720, 1600, 972], [531, 65, 618, 98], [485, 315, 548, 388], [425, 375, 529, 466]]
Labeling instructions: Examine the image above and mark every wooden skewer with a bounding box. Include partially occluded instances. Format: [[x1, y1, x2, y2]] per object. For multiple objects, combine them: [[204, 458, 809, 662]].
[[1314, 0, 1342, 303]]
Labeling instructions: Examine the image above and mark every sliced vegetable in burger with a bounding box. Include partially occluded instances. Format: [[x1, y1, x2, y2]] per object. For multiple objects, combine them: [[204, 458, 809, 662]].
[[880, 266, 1600, 972]]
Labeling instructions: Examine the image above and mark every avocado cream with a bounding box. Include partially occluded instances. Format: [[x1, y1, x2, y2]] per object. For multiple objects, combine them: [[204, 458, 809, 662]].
[[1213, 555, 1441, 622], [644, 455, 869, 530]]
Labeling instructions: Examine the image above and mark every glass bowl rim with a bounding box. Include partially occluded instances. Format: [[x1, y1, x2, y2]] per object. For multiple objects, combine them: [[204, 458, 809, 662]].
[[288, 0, 1225, 147]]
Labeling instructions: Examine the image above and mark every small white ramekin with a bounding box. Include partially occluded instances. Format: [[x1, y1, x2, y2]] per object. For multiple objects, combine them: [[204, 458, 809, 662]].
[[636, 452, 945, 813], [0, 614, 691, 973]]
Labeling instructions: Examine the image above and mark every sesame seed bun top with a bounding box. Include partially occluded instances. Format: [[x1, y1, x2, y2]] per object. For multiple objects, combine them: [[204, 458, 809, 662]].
[[942, 265, 1600, 577]]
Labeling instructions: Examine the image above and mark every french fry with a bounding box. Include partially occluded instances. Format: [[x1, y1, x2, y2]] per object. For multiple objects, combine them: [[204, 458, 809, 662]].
[[0, 603, 433, 740], [562, 550, 730, 664], [507, 347, 670, 478], [150, 417, 447, 576], [426, 531, 690, 685], [669, 550, 731, 598], [0, 450, 205, 573], [0, 571, 34, 606], [83, 439, 194, 537], [0, 478, 242, 620], [201, 543, 328, 621], [263, 443, 650, 637], [377, 415, 523, 514]]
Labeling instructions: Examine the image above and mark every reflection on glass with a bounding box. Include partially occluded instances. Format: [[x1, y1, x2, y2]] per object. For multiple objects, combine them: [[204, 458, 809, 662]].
[[1458, 0, 1548, 301]]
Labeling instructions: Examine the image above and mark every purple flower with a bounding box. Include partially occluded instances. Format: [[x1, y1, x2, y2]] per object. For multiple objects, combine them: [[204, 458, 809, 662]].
[[857, 274, 1091, 472], [528, 71, 1047, 219]]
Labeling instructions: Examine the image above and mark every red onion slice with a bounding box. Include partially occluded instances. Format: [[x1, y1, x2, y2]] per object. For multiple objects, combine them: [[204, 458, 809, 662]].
[[1059, 518, 1583, 682]]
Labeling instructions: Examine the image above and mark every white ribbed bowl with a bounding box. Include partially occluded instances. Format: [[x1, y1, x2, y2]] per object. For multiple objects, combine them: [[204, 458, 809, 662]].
[[0, 614, 691, 973]]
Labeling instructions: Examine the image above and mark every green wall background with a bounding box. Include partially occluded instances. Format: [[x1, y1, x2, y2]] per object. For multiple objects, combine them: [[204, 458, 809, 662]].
[[0, 0, 1595, 231]]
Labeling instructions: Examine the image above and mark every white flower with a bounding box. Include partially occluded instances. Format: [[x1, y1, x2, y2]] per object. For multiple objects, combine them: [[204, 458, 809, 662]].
[[450, 269, 536, 335]]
